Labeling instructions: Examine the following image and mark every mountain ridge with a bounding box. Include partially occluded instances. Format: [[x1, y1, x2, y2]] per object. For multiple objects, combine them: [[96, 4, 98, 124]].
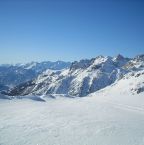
[[3, 54, 143, 97]]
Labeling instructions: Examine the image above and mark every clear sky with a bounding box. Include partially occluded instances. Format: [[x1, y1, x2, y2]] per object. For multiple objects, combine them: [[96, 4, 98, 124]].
[[0, 0, 144, 64]]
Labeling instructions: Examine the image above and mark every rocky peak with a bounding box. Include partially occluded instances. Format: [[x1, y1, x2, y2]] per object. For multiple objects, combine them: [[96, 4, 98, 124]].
[[115, 54, 125, 60], [70, 59, 92, 70], [113, 54, 130, 67]]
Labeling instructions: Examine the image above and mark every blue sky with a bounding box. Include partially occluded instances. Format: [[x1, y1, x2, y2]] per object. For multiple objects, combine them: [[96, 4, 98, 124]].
[[0, 0, 144, 63]]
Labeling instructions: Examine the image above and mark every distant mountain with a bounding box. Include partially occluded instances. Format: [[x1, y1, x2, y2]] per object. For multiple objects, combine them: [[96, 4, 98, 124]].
[[0, 61, 71, 90], [15, 61, 71, 73], [5, 54, 144, 97]]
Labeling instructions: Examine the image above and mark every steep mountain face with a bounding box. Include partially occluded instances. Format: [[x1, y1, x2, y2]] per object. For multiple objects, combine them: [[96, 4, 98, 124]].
[[0, 61, 71, 90], [113, 54, 130, 67], [6, 54, 140, 97], [90, 69, 144, 96]]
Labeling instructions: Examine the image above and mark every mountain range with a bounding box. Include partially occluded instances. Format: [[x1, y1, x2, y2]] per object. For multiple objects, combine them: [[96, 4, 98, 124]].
[[2, 54, 143, 98], [0, 61, 71, 91]]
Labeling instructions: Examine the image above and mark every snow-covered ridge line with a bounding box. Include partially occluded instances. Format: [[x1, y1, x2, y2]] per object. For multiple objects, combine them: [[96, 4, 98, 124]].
[[3, 54, 143, 98]]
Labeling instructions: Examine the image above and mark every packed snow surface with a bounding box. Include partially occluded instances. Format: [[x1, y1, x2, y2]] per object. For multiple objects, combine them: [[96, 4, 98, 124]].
[[0, 92, 144, 145]]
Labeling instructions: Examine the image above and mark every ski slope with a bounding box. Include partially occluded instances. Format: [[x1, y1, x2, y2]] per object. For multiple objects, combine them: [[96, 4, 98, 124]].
[[0, 55, 144, 145], [0, 92, 144, 145]]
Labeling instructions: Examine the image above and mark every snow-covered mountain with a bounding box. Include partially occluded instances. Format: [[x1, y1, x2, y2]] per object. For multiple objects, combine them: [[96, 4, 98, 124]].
[[0, 65, 37, 88], [5, 54, 144, 97], [124, 54, 144, 70], [90, 69, 144, 97], [0, 61, 71, 90], [15, 61, 71, 73]]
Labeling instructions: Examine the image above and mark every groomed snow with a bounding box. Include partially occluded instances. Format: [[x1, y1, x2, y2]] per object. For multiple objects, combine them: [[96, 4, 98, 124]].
[[0, 92, 144, 145]]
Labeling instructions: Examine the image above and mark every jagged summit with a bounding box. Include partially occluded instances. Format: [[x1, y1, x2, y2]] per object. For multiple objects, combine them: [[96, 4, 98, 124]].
[[113, 54, 130, 67], [70, 59, 91, 70], [115, 54, 125, 60]]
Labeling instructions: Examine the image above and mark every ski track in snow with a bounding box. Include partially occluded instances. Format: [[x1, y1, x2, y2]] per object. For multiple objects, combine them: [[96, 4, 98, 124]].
[[93, 98, 144, 114], [0, 94, 144, 145]]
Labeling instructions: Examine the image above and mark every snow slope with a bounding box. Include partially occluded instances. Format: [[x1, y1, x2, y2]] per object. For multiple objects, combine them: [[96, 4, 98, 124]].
[[90, 69, 144, 96], [0, 92, 144, 145]]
